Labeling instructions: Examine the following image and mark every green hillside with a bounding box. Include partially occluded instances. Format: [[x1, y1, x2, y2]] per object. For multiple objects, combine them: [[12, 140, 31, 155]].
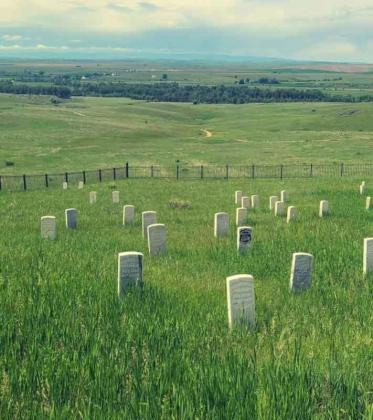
[[1, 94, 373, 175]]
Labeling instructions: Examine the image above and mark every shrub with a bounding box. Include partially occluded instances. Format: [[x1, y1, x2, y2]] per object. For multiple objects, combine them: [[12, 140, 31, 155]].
[[168, 199, 192, 209]]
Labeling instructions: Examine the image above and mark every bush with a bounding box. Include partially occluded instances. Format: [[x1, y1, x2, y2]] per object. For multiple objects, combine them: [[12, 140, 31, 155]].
[[168, 199, 192, 209]]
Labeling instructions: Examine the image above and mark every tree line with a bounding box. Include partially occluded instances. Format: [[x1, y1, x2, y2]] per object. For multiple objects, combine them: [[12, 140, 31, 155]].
[[1, 80, 373, 103], [0, 82, 72, 99]]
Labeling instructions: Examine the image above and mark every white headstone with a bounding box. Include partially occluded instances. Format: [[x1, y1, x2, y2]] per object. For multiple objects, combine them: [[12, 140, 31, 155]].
[[281, 190, 288, 203], [287, 206, 297, 223], [366, 197, 372, 210], [269, 196, 279, 211], [363, 238, 373, 276], [236, 207, 247, 227], [41, 216, 57, 240], [147, 224, 167, 256], [214, 212, 229, 237], [62, 182, 68, 190], [361, 181, 366, 187], [289, 253, 313, 292], [89, 191, 97, 204], [65, 208, 78, 229], [241, 196, 251, 209], [226, 274, 255, 330], [117, 252, 143, 296], [112, 191, 120, 203], [251, 195, 259, 209], [319, 200, 330, 217], [275, 201, 285, 217], [123, 205, 135, 225], [360, 184, 366, 195], [142, 211, 157, 239], [237, 226, 253, 253], [235, 191, 243, 205], [78, 181, 84, 189]]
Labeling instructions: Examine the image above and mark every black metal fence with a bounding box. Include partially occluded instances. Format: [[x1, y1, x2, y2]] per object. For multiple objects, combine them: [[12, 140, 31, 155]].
[[1, 163, 373, 192]]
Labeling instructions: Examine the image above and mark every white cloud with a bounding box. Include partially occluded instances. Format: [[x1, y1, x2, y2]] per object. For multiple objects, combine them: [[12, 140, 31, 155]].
[[1, 34, 27, 42], [0, 44, 22, 50], [0, 0, 372, 61], [0, 0, 372, 35], [0, 43, 137, 53]]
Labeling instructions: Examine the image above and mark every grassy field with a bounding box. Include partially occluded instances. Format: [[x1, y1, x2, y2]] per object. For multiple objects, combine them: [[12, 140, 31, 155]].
[[1, 94, 373, 175], [0, 177, 372, 417], [0, 64, 372, 417]]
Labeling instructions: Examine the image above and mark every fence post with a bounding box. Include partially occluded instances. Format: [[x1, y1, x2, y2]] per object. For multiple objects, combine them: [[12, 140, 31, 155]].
[[83, 170, 86, 184], [310, 164, 313, 177], [45, 174, 49, 188], [99, 169, 102, 182], [252, 164, 255, 179], [340, 163, 344, 177], [113, 168, 116, 181], [151, 165, 154, 178], [125, 162, 129, 179], [64, 172, 68, 183], [201, 165, 204, 179], [176, 165, 180, 180], [23, 174, 27, 191], [226, 164, 229, 180], [280, 164, 283, 180]]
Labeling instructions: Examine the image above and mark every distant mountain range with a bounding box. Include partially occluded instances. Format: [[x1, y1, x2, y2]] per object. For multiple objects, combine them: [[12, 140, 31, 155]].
[[0, 49, 370, 66], [0, 50, 290, 62]]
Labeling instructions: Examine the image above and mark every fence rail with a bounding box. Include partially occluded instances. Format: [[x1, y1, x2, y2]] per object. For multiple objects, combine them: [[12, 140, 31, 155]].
[[0, 163, 373, 192]]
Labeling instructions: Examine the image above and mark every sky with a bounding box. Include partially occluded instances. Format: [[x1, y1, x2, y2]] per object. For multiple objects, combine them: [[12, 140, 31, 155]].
[[0, 0, 373, 62]]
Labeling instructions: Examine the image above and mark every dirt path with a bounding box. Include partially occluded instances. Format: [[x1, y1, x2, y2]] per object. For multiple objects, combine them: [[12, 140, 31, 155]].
[[201, 129, 212, 138], [49, 108, 87, 117]]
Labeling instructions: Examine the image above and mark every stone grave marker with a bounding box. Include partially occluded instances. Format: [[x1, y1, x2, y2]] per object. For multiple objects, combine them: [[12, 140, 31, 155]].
[[236, 207, 247, 226], [287, 206, 297, 223], [363, 238, 373, 276], [237, 226, 253, 253], [241, 196, 251, 209], [251, 195, 259, 209], [319, 200, 330, 217], [41, 216, 57, 240], [62, 182, 68, 190], [142, 211, 157, 239], [147, 224, 167, 256], [214, 212, 229, 237], [281, 190, 288, 202], [360, 184, 366, 195], [89, 191, 97, 204], [226, 274, 255, 330], [269, 196, 279, 211], [235, 191, 243, 205], [112, 191, 120, 203], [123, 205, 135, 225], [117, 252, 143, 296], [366, 197, 372, 210], [275, 201, 285, 217], [78, 181, 84, 189], [65, 208, 78, 229], [289, 253, 313, 292]]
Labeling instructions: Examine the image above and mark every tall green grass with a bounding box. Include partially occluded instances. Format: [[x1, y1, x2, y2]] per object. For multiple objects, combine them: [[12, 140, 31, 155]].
[[0, 178, 372, 418], [1, 94, 373, 174]]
